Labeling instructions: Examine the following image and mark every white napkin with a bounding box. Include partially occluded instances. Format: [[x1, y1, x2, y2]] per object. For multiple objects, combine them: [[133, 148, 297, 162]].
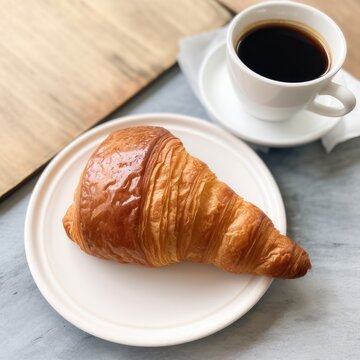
[[177, 27, 360, 152]]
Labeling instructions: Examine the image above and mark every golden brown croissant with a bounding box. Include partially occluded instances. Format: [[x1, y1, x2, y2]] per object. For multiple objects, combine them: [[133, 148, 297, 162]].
[[63, 126, 311, 279]]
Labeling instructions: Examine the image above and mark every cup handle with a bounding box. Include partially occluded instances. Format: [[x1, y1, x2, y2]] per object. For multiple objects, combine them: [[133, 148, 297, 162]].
[[307, 81, 356, 117]]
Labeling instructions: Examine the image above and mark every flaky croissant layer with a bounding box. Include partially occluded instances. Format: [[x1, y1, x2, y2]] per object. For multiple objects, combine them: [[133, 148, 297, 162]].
[[63, 126, 311, 279]]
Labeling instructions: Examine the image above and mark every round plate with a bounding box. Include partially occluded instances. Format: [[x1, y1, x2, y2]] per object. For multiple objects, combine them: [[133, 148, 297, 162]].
[[199, 41, 342, 147], [25, 113, 285, 346]]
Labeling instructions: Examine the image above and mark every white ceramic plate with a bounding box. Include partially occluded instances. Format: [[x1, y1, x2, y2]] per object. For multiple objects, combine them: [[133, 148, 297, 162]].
[[25, 113, 285, 346], [199, 41, 342, 147]]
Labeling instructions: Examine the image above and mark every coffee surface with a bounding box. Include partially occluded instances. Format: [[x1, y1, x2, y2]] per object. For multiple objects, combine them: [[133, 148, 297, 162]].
[[236, 22, 330, 83]]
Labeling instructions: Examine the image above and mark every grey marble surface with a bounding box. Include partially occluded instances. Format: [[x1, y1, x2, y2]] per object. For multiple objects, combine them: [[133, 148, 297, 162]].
[[1, 67, 360, 360]]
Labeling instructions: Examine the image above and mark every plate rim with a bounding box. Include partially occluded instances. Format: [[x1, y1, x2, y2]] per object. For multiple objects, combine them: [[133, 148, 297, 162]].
[[25, 113, 284, 346], [199, 41, 342, 148]]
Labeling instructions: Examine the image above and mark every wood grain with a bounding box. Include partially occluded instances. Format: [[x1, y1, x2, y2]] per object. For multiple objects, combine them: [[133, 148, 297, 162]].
[[218, 0, 360, 77], [0, 0, 231, 198]]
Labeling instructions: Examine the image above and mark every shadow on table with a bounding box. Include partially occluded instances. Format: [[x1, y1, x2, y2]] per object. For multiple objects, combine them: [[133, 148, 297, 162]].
[[259, 138, 360, 182]]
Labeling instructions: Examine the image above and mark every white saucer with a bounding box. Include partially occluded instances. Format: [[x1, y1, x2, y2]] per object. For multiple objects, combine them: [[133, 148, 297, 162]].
[[199, 42, 342, 147], [25, 113, 286, 346]]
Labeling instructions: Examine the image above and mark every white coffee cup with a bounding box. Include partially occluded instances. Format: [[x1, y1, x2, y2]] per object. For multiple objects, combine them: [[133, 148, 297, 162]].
[[226, 0, 356, 122]]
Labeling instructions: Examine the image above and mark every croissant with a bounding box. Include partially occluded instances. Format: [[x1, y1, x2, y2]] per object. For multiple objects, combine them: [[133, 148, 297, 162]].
[[63, 126, 311, 279]]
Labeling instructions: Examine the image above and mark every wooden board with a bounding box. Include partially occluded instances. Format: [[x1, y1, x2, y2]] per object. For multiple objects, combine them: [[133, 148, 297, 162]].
[[218, 0, 360, 77], [0, 0, 231, 198]]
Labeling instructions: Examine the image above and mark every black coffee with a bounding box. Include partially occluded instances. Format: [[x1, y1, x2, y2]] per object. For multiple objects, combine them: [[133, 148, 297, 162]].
[[236, 22, 330, 82]]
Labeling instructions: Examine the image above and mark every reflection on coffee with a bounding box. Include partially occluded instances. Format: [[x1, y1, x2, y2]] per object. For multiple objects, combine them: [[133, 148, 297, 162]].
[[236, 21, 330, 83]]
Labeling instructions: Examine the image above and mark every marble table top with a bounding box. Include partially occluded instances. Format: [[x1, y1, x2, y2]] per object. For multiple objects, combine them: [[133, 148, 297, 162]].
[[1, 67, 359, 360]]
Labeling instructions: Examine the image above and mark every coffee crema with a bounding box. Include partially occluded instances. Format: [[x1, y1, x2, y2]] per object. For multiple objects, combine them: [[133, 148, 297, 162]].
[[236, 21, 331, 83]]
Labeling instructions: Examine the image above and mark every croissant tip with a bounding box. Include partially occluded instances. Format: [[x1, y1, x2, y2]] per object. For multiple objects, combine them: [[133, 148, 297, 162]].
[[62, 205, 74, 241], [286, 249, 312, 279]]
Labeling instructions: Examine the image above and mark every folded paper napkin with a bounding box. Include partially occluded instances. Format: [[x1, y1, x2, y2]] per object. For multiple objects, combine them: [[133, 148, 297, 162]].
[[177, 27, 360, 152]]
